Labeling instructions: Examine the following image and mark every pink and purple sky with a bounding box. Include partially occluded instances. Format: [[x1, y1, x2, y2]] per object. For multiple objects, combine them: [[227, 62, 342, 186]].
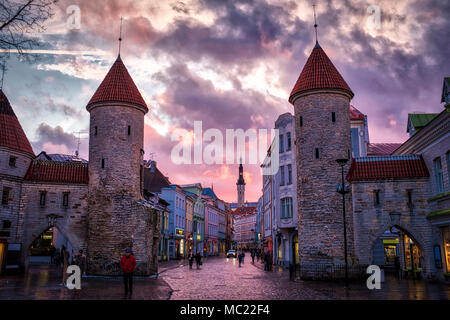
[[2, 0, 449, 203]]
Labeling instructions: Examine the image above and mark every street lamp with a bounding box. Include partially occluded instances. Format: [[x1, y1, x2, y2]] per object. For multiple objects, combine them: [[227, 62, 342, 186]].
[[336, 158, 350, 288]]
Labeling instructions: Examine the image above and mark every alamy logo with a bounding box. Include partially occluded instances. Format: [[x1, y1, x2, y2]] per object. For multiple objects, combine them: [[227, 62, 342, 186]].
[[366, 265, 381, 290], [66, 265, 81, 290], [66, 5, 81, 30]]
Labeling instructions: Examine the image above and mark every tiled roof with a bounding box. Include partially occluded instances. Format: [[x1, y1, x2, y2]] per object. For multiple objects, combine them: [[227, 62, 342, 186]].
[[143, 163, 171, 193], [349, 105, 364, 120], [24, 160, 89, 184], [347, 155, 429, 181], [87, 55, 147, 111], [367, 143, 403, 156], [36, 151, 88, 163], [233, 206, 257, 216], [0, 90, 35, 156], [289, 42, 354, 103]]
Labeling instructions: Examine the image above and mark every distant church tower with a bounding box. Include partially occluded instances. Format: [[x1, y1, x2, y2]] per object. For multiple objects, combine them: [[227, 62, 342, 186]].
[[236, 160, 245, 206], [290, 32, 355, 275], [86, 51, 158, 275]]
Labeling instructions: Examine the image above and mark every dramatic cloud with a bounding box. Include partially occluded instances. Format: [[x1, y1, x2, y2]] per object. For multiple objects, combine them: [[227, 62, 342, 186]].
[[3, 0, 449, 202]]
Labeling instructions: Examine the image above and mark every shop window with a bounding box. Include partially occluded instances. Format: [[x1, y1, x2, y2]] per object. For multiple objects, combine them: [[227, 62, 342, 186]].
[[443, 227, 450, 273]]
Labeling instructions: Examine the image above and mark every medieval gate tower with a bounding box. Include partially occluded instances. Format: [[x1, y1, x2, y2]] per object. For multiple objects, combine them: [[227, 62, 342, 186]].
[[289, 40, 355, 277], [86, 54, 159, 275]]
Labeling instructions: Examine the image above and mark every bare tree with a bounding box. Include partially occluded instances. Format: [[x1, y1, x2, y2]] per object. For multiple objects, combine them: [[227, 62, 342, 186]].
[[0, 0, 58, 82]]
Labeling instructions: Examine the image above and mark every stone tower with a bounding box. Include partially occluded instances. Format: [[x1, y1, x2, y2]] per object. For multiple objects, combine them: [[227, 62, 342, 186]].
[[0, 89, 35, 243], [289, 41, 355, 277], [86, 55, 159, 275], [236, 160, 245, 206]]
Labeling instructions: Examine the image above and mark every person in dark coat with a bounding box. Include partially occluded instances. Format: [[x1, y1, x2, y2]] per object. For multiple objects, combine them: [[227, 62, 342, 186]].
[[394, 256, 401, 279], [120, 249, 136, 295], [188, 252, 194, 269], [251, 250, 256, 264], [73, 249, 87, 276], [195, 251, 202, 269]]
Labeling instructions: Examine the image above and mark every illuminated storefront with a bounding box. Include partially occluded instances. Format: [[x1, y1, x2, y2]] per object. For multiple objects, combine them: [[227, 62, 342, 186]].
[[443, 227, 450, 272]]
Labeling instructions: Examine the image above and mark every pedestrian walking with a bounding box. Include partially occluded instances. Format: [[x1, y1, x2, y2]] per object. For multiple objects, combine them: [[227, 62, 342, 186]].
[[188, 252, 194, 269], [120, 249, 136, 296], [195, 251, 202, 269], [251, 250, 255, 264], [60, 245, 69, 286], [49, 245, 56, 264], [73, 249, 87, 276], [264, 250, 270, 271]]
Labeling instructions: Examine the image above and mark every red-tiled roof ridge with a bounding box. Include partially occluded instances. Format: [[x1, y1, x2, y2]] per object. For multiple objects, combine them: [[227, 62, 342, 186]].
[[350, 105, 365, 120], [0, 89, 35, 156], [87, 55, 148, 111], [24, 160, 89, 184], [233, 206, 257, 216], [347, 155, 429, 182], [289, 44, 354, 103]]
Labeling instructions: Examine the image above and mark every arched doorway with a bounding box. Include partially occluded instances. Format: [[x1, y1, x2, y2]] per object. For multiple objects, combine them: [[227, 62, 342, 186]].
[[28, 227, 73, 265], [372, 226, 423, 278]]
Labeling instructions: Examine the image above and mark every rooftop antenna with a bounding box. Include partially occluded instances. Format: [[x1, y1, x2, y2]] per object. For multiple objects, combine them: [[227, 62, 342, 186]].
[[313, 4, 319, 45], [73, 131, 88, 158], [118, 17, 123, 57]]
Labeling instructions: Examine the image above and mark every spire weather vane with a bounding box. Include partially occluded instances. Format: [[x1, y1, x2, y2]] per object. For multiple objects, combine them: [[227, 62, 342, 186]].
[[313, 4, 319, 43], [118, 17, 124, 56]]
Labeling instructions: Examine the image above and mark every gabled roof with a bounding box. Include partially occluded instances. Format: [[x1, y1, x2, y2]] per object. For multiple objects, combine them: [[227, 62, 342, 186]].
[[407, 113, 439, 133], [144, 163, 171, 193], [24, 160, 88, 183], [349, 105, 364, 121], [202, 187, 218, 200], [0, 90, 35, 156], [87, 55, 148, 111], [289, 43, 353, 103], [347, 155, 429, 182], [367, 143, 403, 156]]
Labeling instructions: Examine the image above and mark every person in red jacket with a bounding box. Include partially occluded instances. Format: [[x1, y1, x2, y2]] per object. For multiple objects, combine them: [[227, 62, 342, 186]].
[[120, 249, 136, 295]]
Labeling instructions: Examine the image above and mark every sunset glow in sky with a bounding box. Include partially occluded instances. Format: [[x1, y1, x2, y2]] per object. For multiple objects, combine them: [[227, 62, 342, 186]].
[[3, 0, 450, 203]]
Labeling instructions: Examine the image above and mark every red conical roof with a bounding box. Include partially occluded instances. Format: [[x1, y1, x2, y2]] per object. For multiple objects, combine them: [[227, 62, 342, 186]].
[[289, 42, 353, 103], [0, 90, 35, 156], [87, 55, 148, 111]]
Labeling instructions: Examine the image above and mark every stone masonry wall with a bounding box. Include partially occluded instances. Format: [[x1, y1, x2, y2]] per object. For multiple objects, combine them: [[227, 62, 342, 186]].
[[17, 182, 88, 266], [351, 178, 436, 277], [293, 91, 354, 277]]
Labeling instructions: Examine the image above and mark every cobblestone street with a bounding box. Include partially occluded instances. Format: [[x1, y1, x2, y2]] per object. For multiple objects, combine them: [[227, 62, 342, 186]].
[[162, 257, 450, 300], [1, 257, 449, 300]]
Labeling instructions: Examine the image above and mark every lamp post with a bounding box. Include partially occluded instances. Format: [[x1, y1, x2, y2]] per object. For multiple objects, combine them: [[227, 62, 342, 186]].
[[336, 158, 350, 288]]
